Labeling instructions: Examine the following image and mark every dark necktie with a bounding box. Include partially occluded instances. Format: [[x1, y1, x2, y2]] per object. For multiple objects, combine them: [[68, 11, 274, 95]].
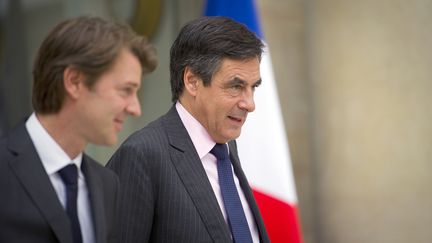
[[58, 164, 83, 243], [211, 143, 253, 243]]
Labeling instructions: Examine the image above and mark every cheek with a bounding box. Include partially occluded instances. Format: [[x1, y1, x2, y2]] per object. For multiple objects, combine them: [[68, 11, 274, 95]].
[[104, 95, 124, 111], [215, 106, 231, 128]]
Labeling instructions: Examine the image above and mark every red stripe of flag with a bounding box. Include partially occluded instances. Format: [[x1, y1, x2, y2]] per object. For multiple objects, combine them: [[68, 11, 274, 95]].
[[253, 190, 303, 243]]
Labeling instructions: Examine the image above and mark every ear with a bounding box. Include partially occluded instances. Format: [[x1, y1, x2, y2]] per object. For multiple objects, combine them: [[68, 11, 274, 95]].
[[183, 66, 200, 97], [63, 66, 85, 99]]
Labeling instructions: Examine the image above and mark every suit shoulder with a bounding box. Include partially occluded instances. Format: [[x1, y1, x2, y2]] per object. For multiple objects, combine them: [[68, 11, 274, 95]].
[[121, 116, 169, 150], [85, 156, 119, 180], [106, 115, 172, 172], [0, 122, 35, 164], [0, 136, 7, 153]]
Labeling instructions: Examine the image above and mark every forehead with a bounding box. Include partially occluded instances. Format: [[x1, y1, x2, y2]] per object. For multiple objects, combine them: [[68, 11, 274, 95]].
[[213, 57, 261, 82], [93, 49, 142, 86]]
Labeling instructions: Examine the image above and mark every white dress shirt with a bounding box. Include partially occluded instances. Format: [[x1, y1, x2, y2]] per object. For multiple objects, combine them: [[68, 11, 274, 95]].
[[26, 113, 95, 243], [176, 102, 260, 242]]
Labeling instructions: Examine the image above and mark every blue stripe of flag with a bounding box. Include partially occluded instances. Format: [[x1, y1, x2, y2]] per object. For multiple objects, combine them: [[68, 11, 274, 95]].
[[204, 0, 264, 39]]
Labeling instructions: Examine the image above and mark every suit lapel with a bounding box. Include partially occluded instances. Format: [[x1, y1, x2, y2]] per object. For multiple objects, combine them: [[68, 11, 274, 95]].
[[7, 123, 73, 243], [228, 141, 270, 243], [82, 156, 105, 243], [162, 106, 232, 242]]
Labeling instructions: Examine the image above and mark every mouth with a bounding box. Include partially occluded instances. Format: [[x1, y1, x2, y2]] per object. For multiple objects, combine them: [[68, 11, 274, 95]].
[[114, 119, 124, 131], [228, 115, 244, 124]]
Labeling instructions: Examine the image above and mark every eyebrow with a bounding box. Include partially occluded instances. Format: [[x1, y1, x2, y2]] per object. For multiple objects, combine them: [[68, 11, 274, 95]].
[[228, 77, 262, 86], [124, 81, 140, 89]]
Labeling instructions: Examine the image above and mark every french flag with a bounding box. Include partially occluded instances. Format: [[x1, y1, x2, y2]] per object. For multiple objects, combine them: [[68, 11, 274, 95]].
[[205, 1, 303, 243]]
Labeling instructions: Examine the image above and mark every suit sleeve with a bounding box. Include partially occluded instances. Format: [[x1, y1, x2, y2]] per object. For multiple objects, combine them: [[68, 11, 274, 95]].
[[106, 143, 154, 243]]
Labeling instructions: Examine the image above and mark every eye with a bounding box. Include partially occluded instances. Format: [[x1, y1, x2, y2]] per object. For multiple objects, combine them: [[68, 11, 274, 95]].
[[224, 78, 247, 96], [252, 81, 262, 91], [252, 84, 259, 91], [119, 86, 135, 97], [231, 84, 243, 90]]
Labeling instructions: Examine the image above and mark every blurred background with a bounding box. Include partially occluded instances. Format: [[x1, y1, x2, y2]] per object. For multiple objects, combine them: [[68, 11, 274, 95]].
[[0, 0, 431, 242]]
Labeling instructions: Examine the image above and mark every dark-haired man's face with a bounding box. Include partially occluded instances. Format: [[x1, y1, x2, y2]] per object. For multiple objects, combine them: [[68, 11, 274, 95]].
[[193, 57, 261, 143]]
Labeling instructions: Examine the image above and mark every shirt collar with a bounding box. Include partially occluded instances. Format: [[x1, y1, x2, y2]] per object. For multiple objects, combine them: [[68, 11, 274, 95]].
[[25, 113, 83, 175], [175, 102, 216, 159]]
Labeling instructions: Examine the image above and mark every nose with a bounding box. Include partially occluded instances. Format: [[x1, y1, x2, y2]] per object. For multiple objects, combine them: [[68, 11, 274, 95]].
[[126, 94, 142, 117], [238, 89, 255, 112]]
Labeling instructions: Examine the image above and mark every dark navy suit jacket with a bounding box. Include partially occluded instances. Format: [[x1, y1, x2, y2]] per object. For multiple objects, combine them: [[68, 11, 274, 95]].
[[0, 121, 120, 243]]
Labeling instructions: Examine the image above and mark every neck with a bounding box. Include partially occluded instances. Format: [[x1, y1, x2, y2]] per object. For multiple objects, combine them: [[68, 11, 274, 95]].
[[36, 112, 86, 159], [178, 96, 198, 120]]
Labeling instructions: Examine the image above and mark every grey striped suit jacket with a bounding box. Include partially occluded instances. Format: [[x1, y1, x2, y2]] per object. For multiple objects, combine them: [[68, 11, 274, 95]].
[[106, 106, 269, 243]]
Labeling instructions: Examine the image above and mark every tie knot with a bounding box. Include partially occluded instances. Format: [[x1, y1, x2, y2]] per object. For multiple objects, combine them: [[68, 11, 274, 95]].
[[210, 143, 229, 160], [58, 164, 78, 186]]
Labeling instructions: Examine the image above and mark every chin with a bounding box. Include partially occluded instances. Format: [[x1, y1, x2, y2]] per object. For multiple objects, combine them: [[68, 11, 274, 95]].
[[228, 131, 241, 140], [94, 136, 118, 146], [221, 135, 240, 143]]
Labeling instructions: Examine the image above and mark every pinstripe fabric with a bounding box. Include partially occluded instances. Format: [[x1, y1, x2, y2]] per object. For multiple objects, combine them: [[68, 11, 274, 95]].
[[106, 106, 269, 243]]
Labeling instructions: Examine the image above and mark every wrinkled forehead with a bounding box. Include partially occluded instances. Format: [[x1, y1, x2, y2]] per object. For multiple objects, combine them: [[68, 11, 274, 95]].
[[212, 57, 261, 83]]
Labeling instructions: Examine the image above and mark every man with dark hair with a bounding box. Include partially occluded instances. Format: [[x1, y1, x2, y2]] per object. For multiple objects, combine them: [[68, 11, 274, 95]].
[[107, 16, 269, 243], [0, 16, 157, 243]]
